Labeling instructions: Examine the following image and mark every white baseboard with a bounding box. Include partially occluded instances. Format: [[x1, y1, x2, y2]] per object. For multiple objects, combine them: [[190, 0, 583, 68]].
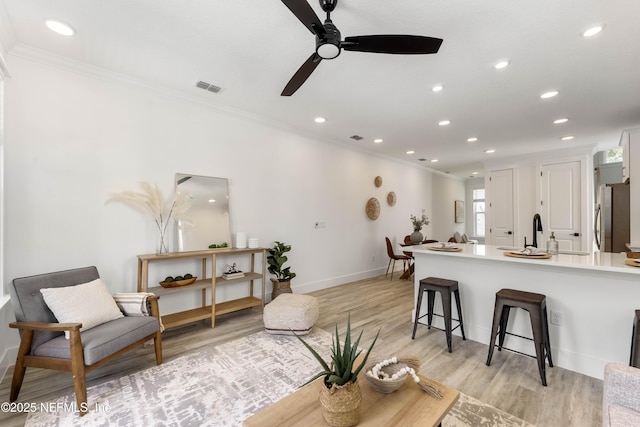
[[289, 267, 387, 295]]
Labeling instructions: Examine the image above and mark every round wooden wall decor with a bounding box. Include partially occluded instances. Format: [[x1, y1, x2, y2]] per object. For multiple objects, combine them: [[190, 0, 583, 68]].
[[366, 197, 380, 220], [387, 191, 397, 206], [374, 176, 383, 187]]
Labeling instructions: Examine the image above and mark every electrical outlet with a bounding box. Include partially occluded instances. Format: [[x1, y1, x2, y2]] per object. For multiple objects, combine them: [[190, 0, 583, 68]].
[[550, 310, 563, 326]]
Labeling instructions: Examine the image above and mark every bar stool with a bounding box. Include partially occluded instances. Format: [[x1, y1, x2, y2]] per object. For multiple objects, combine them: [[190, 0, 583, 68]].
[[630, 310, 640, 368], [412, 277, 466, 353], [486, 288, 553, 386]]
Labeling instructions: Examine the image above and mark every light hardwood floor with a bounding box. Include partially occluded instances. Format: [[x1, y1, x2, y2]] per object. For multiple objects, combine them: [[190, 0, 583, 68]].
[[0, 274, 603, 426]]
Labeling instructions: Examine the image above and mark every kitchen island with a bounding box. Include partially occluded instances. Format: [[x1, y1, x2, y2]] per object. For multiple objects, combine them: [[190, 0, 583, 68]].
[[410, 243, 640, 379]]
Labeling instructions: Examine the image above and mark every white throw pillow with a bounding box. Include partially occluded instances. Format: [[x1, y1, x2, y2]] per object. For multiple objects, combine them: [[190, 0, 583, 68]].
[[41, 278, 124, 338]]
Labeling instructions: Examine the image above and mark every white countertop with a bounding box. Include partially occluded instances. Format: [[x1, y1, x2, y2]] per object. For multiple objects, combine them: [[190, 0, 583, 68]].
[[410, 243, 640, 276]]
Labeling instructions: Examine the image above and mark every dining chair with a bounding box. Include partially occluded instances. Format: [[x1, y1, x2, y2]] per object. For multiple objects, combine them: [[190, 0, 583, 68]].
[[385, 237, 411, 280]]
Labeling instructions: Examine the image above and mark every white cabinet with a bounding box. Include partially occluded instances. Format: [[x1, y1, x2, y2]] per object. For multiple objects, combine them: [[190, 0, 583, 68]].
[[621, 131, 631, 182], [624, 129, 640, 246], [137, 248, 266, 329]]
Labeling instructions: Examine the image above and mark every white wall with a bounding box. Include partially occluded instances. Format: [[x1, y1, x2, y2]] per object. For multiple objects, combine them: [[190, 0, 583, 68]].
[[1, 55, 455, 324], [430, 174, 466, 242]]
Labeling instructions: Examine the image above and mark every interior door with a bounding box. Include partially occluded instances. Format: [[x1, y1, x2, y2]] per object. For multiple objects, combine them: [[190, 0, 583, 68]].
[[540, 161, 582, 251], [488, 169, 514, 246]]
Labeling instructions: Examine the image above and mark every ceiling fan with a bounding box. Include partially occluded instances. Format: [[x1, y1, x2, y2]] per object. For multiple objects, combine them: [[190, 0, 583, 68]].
[[279, 0, 443, 96]]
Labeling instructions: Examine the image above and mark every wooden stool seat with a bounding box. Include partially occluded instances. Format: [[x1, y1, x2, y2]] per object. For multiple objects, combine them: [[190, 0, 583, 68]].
[[412, 277, 466, 353], [486, 288, 553, 386]]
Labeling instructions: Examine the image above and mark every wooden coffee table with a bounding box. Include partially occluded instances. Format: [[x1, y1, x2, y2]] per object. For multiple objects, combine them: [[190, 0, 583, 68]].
[[244, 371, 459, 427]]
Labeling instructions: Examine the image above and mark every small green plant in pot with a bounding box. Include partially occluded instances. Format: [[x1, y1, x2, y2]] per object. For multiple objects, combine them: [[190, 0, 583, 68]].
[[294, 314, 380, 427], [267, 241, 297, 299]]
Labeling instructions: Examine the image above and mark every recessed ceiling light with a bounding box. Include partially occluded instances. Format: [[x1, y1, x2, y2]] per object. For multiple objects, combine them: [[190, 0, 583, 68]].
[[432, 84, 444, 92], [494, 60, 510, 69], [430, 159, 439, 163], [583, 26, 603, 37], [472, 172, 479, 175], [467, 137, 478, 142], [438, 120, 451, 126], [208, 199, 216, 203], [554, 118, 569, 124], [374, 138, 383, 143], [540, 91, 559, 99], [45, 19, 75, 36], [561, 136, 575, 141], [314, 117, 326, 123], [485, 149, 496, 154], [406, 150, 415, 155]]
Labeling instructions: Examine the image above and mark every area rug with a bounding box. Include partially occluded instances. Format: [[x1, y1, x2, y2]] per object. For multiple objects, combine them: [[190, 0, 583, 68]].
[[26, 329, 533, 426]]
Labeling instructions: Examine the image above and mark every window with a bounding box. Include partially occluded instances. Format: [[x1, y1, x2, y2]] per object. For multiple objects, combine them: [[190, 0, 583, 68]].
[[604, 148, 623, 164], [472, 189, 485, 237]]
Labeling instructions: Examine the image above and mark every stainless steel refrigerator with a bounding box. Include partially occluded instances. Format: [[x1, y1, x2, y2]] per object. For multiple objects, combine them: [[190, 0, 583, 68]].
[[595, 182, 630, 252]]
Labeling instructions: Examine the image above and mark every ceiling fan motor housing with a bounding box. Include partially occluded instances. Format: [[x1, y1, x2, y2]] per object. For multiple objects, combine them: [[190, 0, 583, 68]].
[[316, 20, 341, 59]]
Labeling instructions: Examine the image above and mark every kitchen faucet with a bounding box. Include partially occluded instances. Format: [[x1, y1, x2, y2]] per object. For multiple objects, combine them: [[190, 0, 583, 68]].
[[532, 213, 543, 248]]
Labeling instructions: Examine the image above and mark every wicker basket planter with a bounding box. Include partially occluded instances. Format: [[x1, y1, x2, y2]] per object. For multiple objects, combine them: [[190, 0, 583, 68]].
[[319, 380, 362, 427]]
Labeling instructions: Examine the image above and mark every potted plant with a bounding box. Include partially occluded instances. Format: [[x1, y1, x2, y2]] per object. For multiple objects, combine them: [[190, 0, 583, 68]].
[[267, 241, 297, 299], [409, 209, 430, 244], [295, 314, 379, 427]]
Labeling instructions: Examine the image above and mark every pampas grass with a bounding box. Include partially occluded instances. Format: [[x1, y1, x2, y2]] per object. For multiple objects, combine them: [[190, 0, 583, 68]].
[[106, 182, 191, 254]]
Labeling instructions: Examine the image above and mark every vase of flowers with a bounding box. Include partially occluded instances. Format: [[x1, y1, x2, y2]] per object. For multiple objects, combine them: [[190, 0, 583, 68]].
[[106, 182, 191, 255], [295, 314, 379, 427], [410, 209, 430, 244]]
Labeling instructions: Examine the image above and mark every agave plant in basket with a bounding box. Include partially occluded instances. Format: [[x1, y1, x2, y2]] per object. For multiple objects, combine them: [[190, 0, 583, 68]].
[[295, 314, 379, 387], [294, 314, 380, 427]]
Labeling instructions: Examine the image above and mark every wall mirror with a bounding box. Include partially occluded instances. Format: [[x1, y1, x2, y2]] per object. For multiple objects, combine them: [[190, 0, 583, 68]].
[[175, 173, 231, 251]]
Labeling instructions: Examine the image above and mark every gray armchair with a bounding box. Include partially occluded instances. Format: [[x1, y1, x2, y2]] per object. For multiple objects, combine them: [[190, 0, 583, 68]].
[[8, 266, 162, 416], [603, 362, 640, 426]]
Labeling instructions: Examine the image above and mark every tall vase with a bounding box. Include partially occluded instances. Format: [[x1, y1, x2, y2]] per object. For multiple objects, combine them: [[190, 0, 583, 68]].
[[157, 223, 169, 255], [319, 381, 362, 427], [410, 230, 424, 244]]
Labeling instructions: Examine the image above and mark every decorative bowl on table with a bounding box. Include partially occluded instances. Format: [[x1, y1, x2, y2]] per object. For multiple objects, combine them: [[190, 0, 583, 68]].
[[364, 356, 420, 394], [159, 276, 197, 288]]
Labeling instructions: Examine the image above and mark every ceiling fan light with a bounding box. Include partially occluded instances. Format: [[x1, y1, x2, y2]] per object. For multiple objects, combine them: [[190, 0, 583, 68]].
[[317, 42, 340, 59]]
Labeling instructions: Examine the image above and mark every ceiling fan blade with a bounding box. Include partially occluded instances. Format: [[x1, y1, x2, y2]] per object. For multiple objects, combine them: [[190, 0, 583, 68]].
[[281, 53, 322, 96], [342, 35, 443, 54], [281, 0, 325, 37]]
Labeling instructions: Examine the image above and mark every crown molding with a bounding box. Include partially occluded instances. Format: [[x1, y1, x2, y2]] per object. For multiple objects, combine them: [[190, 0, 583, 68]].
[[7, 44, 451, 179]]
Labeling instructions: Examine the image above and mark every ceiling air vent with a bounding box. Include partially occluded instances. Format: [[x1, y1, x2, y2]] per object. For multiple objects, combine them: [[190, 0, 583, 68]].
[[350, 135, 363, 141], [195, 80, 222, 94]]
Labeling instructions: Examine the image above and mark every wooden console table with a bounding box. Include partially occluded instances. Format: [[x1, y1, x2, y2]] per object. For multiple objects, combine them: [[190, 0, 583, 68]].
[[244, 371, 459, 426], [137, 248, 266, 329]]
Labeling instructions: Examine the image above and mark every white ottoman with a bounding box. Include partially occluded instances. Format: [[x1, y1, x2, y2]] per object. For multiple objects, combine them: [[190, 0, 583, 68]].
[[263, 293, 319, 335]]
